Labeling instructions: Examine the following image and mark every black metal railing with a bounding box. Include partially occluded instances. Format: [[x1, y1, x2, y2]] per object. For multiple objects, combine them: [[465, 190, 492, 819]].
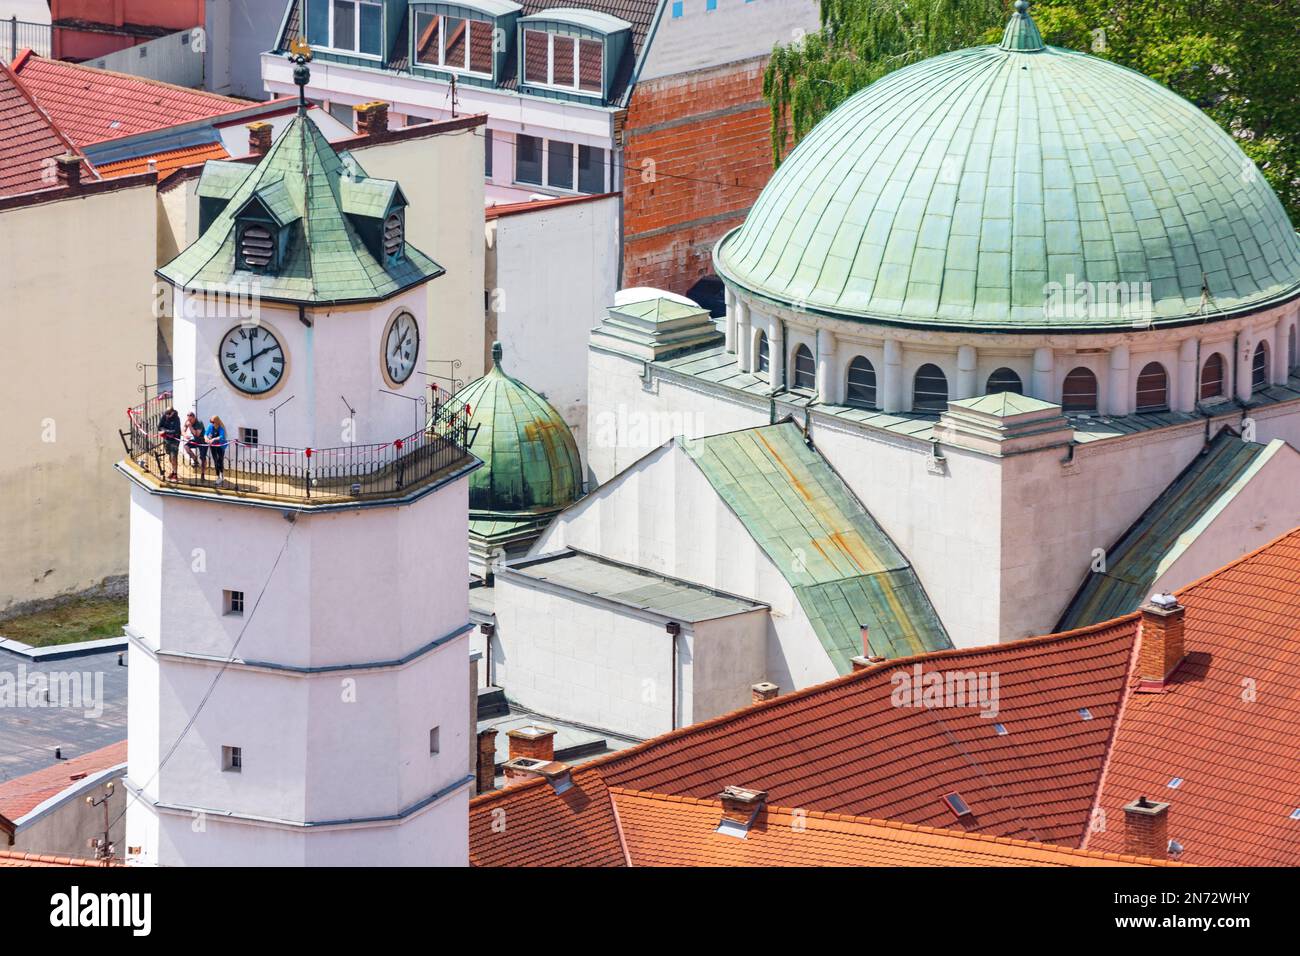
[[1, 17, 52, 62], [122, 392, 474, 502]]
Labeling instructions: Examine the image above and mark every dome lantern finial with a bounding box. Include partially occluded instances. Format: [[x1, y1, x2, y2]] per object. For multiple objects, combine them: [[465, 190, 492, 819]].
[[1001, 0, 1045, 52], [491, 340, 504, 368]]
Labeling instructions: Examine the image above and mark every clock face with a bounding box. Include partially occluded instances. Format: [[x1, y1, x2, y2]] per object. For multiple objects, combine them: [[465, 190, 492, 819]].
[[219, 324, 285, 395], [383, 311, 419, 385]]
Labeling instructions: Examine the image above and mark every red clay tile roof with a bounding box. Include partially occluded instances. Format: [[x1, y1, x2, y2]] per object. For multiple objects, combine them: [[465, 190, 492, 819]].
[[609, 790, 1181, 867], [472, 620, 1138, 864], [0, 740, 127, 828], [11, 50, 246, 146], [0, 849, 119, 867], [471, 525, 1300, 866], [1085, 527, 1300, 866], [0, 57, 95, 196], [96, 140, 230, 178], [470, 767, 627, 867]]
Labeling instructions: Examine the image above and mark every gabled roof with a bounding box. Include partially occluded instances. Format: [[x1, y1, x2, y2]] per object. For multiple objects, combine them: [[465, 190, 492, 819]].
[[10, 51, 246, 147], [473, 525, 1300, 867], [681, 423, 950, 666], [1085, 528, 1300, 866], [609, 790, 1179, 867], [0, 740, 127, 832], [1059, 431, 1292, 629], [0, 58, 95, 196], [158, 114, 444, 305]]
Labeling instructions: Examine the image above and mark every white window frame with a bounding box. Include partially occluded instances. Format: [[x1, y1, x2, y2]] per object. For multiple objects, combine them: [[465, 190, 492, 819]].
[[522, 29, 603, 98], [413, 12, 495, 78], [318, 0, 384, 61]]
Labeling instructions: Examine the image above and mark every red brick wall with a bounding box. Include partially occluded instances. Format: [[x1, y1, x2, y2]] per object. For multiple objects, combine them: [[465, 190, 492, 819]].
[[622, 57, 780, 295]]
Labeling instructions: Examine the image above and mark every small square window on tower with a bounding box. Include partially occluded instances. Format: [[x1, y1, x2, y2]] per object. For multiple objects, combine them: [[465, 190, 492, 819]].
[[239, 427, 259, 446], [223, 589, 245, 616], [222, 746, 242, 772], [429, 727, 440, 755]]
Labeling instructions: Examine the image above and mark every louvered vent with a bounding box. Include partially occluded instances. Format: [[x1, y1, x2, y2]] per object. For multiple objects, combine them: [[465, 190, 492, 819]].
[[240, 224, 275, 269], [383, 213, 403, 259]]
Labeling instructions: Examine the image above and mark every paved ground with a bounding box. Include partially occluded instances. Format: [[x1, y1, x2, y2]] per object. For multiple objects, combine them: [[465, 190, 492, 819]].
[[0, 647, 129, 783]]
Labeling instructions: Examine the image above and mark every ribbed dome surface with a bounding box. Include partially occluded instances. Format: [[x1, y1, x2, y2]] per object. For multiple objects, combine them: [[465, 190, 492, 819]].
[[458, 343, 582, 517], [715, 9, 1300, 330]]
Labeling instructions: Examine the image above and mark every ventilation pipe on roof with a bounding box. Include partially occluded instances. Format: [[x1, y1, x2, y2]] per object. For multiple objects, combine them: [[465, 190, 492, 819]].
[[502, 756, 571, 792], [751, 682, 779, 705], [1136, 593, 1186, 692], [1122, 795, 1172, 860], [850, 625, 886, 671]]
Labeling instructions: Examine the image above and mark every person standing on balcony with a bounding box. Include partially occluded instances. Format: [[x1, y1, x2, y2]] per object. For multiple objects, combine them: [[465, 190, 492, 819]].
[[206, 415, 228, 486], [159, 408, 182, 481], [183, 412, 206, 476]]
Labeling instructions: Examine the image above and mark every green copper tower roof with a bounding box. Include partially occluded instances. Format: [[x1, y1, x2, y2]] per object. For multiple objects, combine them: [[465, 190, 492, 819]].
[[159, 112, 443, 304], [714, 3, 1300, 331], [461, 342, 583, 543]]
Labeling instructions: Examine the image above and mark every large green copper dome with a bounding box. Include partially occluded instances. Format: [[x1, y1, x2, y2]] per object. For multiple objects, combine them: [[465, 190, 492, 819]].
[[459, 343, 582, 537], [714, 3, 1300, 330]]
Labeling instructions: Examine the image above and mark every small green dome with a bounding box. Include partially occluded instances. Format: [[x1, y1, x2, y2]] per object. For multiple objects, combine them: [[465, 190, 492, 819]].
[[459, 342, 582, 520], [714, 4, 1300, 330]]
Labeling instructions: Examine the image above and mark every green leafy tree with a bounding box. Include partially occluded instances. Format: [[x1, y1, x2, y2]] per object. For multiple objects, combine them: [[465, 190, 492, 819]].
[[764, 0, 1300, 221]]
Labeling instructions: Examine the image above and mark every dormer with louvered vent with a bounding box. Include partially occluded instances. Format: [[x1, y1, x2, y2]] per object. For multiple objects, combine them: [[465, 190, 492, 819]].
[[340, 165, 409, 268], [231, 177, 302, 275]]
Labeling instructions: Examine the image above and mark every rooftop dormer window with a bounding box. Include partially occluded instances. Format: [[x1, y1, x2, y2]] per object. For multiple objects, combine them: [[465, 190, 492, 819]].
[[415, 12, 494, 76], [523, 29, 603, 94], [306, 0, 383, 58]]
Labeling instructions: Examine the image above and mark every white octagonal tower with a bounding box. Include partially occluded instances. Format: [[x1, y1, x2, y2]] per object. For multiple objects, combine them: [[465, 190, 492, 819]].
[[118, 56, 478, 866]]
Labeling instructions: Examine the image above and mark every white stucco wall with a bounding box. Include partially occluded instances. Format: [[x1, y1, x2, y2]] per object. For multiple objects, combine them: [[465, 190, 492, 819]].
[[492, 566, 766, 738], [0, 182, 157, 611], [125, 470, 473, 866], [532, 442, 839, 689], [486, 195, 620, 458]]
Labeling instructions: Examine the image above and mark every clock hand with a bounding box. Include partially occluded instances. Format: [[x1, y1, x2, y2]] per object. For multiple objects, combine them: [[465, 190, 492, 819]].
[[242, 344, 278, 366]]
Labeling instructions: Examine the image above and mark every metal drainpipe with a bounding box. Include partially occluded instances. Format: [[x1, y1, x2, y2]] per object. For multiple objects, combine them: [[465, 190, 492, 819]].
[[482, 623, 495, 687], [666, 621, 680, 731]]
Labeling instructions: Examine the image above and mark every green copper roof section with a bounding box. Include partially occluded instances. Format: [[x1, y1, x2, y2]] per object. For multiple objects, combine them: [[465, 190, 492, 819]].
[[681, 422, 950, 670], [714, 10, 1300, 331], [459, 342, 583, 525], [159, 114, 443, 304], [339, 174, 403, 219], [949, 391, 1059, 417], [1000, 1, 1044, 52], [196, 160, 254, 200], [1058, 432, 1284, 630]]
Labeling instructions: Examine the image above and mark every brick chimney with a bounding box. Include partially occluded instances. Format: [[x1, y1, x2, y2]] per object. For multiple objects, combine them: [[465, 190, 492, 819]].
[[717, 785, 766, 833], [507, 724, 556, 762], [247, 121, 272, 156], [55, 154, 82, 191], [354, 101, 390, 136], [1136, 593, 1186, 691], [1122, 795, 1170, 859], [751, 681, 779, 705], [475, 728, 497, 794]]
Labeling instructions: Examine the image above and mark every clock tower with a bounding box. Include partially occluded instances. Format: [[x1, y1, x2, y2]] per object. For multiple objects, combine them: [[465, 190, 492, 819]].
[[118, 56, 478, 866]]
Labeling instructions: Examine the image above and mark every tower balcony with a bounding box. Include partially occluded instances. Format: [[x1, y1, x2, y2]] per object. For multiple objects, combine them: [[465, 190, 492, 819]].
[[119, 391, 479, 508]]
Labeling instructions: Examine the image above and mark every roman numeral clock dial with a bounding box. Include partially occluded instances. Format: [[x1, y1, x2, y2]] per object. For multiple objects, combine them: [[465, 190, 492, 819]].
[[384, 311, 419, 386], [220, 324, 285, 395]]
